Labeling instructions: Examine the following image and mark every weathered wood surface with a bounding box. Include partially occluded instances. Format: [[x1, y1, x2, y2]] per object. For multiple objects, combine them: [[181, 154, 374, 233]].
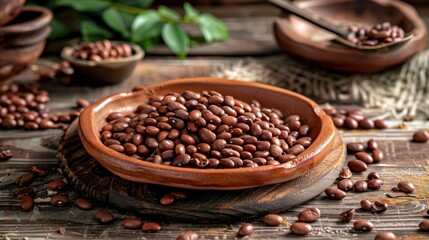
[[58, 120, 345, 222], [2, 1, 429, 236], [0, 57, 429, 239]]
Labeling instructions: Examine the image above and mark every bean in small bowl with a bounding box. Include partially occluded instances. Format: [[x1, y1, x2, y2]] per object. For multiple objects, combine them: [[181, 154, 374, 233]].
[[61, 40, 144, 85]]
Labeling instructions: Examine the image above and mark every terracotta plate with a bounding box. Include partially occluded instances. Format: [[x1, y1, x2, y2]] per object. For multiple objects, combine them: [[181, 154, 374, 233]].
[[273, 0, 427, 73], [78, 78, 336, 190]]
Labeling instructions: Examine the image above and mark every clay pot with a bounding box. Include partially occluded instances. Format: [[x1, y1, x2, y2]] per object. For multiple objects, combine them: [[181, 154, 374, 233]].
[[0, 6, 52, 85], [0, 0, 25, 26]]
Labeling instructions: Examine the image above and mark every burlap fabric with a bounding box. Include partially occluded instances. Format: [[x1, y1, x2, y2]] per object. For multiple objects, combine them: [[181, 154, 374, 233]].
[[212, 51, 429, 120]]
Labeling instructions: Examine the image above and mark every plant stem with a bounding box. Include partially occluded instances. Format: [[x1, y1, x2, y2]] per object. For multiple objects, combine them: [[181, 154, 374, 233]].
[[112, 3, 145, 15]]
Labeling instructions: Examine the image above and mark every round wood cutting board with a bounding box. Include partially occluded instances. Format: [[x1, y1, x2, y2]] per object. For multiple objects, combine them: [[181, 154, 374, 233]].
[[58, 119, 345, 222]]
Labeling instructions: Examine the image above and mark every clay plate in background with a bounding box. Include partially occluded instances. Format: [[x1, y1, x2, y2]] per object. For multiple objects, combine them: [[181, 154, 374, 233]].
[[273, 0, 427, 73], [78, 78, 336, 190]]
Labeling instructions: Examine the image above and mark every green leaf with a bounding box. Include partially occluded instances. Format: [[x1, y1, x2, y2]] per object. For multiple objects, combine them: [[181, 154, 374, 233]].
[[102, 7, 130, 38], [162, 23, 189, 59], [184, 3, 199, 21], [158, 5, 181, 22], [55, 0, 110, 12], [138, 38, 157, 50], [81, 21, 114, 42], [116, 0, 153, 8], [198, 13, 229, 42], [119, 11, 136, 29], [48, 18, 72, 40], [131, 11, 163, 42]]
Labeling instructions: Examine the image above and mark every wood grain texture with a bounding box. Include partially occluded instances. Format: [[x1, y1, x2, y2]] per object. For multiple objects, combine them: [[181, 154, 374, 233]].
[[59, 120, 345, 222]]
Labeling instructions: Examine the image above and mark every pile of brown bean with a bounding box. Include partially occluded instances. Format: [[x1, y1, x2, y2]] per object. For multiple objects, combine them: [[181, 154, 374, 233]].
[[348, 21, 406, 46], [100, 91, 313, 169], [71, 40, 133, 62], [0, 83, 80, 130], [323, 108, 387, 130], [347, 139, 384, 173]]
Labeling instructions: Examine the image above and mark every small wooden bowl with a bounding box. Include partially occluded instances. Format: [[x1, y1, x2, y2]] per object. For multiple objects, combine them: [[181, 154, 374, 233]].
[[0, 6, 52, 85], [273, 0, 427, 73], [0, 0, 25, 26], [78, 78, 336, 190], [61, 42, 144, 85]]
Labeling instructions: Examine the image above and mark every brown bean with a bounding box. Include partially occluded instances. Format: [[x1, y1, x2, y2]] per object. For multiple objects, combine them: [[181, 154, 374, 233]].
[[358, 119, 374, 129], [360, 199, 373, 211], [368, 179, 383, 189], [177, 231, 198, 240], [51, 195, 70, 206], [339, 167, 352, 179], [340, 208, 355, 223], [354, 152, 373, 164], [413, 130, 429, 143], [367, 171, 380, 180], [75, 198, 93, 210], [290, 222, 312, 235], [21, 195, 34, 211], [278, 154, 296, 163], [16, 172, 35, 187], [48, 180, 67, 191], [347, 143, 365, 153], [344, 117, 358, 129], [160, 194, 175, 205], [121, 217, 142, 229], [375, 232, 396, 240], [0, 149, 12, 160], [372, 149, 384, 163], [298, 207, 320, 223], [30, 165, 45, 176], [109, 144, 124, 153], [354, 220, 373, 232], [261, 214, 283, 226], [371, 200, 388, 213], [287, 144, 305, 155], [76, 98, 90, 108], [348, 159, 368, 173], [199, 128, 216, 143], [337, 179, 353, 191], [237, 223, 253, 237], [142, 222, 161, 232], [367, 139, 379, 150], [353, 180, 368, 192], [325, 187, 346, 200], [94, 210, 115, 224], [374, 119, 388, 129], [397, 181, 414, 193], [419, 220, 429, 231]]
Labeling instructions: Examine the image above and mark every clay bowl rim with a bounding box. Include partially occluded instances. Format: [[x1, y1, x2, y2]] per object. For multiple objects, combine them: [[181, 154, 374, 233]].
[[273, 0, 427, 72], [78, 78, 336, 190], [0, 0, 26, 26], [60, 41, 145, 68], [0, 6, 52, 34]]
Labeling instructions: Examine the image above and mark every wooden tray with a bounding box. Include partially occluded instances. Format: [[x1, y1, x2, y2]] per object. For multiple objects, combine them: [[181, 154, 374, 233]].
[[58, 119, 345, 222]]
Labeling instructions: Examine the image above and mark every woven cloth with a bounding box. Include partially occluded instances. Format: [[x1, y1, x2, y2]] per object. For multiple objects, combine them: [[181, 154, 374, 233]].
[[211, 50, 429, 120]]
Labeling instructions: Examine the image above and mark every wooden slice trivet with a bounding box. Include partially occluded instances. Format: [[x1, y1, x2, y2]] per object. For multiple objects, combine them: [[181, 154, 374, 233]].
[[58, 119, 345, 222]]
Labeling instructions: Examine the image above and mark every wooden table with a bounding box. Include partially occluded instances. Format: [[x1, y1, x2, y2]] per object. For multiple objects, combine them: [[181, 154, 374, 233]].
[[1, 3, 429, 239]]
